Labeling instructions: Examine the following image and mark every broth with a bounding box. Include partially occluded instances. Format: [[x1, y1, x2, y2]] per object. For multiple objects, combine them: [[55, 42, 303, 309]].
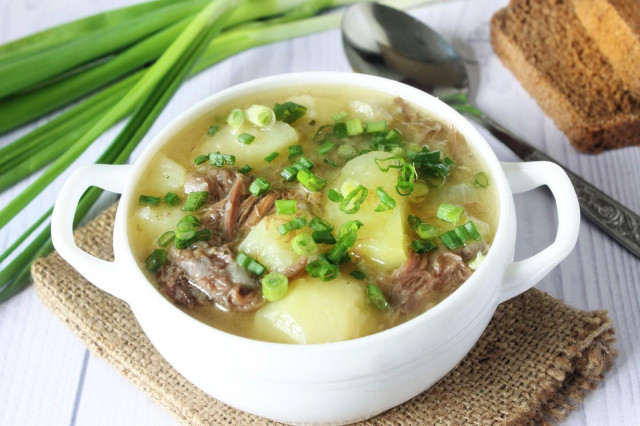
[[129, 85, 498, 344]]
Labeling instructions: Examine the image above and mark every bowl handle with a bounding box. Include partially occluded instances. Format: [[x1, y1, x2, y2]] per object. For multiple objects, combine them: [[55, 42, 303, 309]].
[[51, 164, 133, 302], [498, 161, 580, 303]]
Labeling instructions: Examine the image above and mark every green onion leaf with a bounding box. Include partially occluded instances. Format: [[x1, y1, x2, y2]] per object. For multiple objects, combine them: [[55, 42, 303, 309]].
[[275, 199, 297, 215], [316, 142, 336, 155], [309, 217, 334, 232], [280, 166, 298, 182], [175, 229, 210, 249], [296, 168, 327, 192], [464, 221, 482, 241], [337, 143, 356, 158], [416, 223, 438, 240], [396, 163, 417, 196], [306, 258, 339, 282], [292, 156, 314, 171], [410, 239, 437, 254], [367, 284, 388, 310], [194, 154, 209, 165], [345, 118, 364, 136], [365, 120, 387, 134], [291, 233, 318, 256], [238, 164, 252, 174], [145, 249, 167, 273], [333, 122, 348, 138], [436, 203, 464, 224], [328, 188, 344, 203], [454, 226, 472, 245], [264, 151, 280, 162], [177, 214, 200, 227], [236, 251, 265, 276], [324, 158, 338, 167], [207, 125, 219, 136], [332, 111, 347, 121], [440, 231, 463, 250], [312, 230, 336, 244], [250, 177, 271, 197], [246, 104, 275, 127], [157, 231, 175, 247], [327, 230, 357, 264], [237, 132, 255, 144], [209, 151, 235, 167], [273, 101, 307, 123], [475, 172, 489, 187], [339, 185, 368, 214], [163, 192, 180, 206], [227, 108, 245, 128], [339, 220, 363, 237], [261, 272, 288, 301], [277, 217, 307, 235], [139, 194, 160, 205], [287, 145, 303, 160], [182, 191, 208, 211], [350, 270, 365, 280], [375, 156, 404, 172], [374, 187, 396, 212]]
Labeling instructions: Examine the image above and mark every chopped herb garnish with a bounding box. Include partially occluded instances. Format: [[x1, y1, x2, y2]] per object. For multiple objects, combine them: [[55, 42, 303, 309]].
[[297, 168, 327, 192], [345, 118, 364, 136], [312, 230, 336, 244], [291, 233, 318, 256], [350, 270, 365, 280], [475, 172, 489, 187], [139, 194, 160, 206], [288, 145, 303, 160], [416, 223, 438, 240], [237, 133, 255, 144], [264, 152, 280, 162], [246, 104, 276, 127], [332, 111, 347, 121], [163, 192, 180, 206], [365, 120, 387, 134], [328, 188, 344, 203], [157, 231, 175, 247], [324, 158, 338, 167], [175, 229, 210, 249], [249, 177, 271, 197], [306, 258, 339, 281], [396, 163, 417, 196], [145, 249, 166, 273], [194, 154, 209, 165], [227, 108, 245, 129], [374, 187, 396, 212], [238, 164, 252, 174], [367, 284, 388, 310], [337, 144, 356, 158], [309, 217, 334, 232], [280, 166, 298, 182], [207, 125, 219, 136], [275, 199, 297, 215], [209, 151, 235, 167], [436, 203, 464, 224], [339, 220, 363, 237], [261, 273, 288, 301], [292, 156, 314, 171], [273, 101, 307, 123], [182, 191, 208, 211], [316, 142, 336, 155], [327, 230, 357, 264], [339, 185, 368, 214], [410, 239, 437, 254], [236, 251, 266, 276]]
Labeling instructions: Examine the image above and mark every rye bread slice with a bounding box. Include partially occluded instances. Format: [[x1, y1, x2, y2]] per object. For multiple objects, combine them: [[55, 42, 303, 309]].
[[572, 0, 640, 98], [491, 0, 640, 153]]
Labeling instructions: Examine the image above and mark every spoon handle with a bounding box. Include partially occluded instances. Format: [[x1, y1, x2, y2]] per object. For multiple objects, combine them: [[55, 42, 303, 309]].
[[469, 112, 640, 259]]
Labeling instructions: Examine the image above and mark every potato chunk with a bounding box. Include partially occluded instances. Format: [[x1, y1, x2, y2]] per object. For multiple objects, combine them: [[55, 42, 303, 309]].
[[137, 153, 186, 195], [199, 121, 298, 173], [237, 214, 307, 274], [252, 275, 380, 344], [131, 206, 185, 254], [324, 151, 409, 271]]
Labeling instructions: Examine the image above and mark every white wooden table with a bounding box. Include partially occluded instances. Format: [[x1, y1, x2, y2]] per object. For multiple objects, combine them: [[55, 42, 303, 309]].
[[1, 1, 639, 425]]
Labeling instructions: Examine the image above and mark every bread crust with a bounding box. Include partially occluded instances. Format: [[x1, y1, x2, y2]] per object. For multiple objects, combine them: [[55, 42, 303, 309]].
[[572, 0, 640, 98], [491, 0, 640, 153]]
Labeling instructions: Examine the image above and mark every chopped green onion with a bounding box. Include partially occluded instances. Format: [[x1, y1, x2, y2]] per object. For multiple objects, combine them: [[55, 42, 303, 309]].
[[277, 217, 307, 235], [468, 252, 485, 270], [292, 156, 314, 170], [374, 187, 396, 212], [440, 231, 463, 250], [475, 172, 489, 187], [436, 203, 464, 224], [312, 230, 336, 244], [250, 177, 271, 197], [313, 124, 335, 143], [235, 251, 265, 276], [194, 154, 209, 166], [227, 108, 245, 129], [238, 164, 252, 174], [316, 142, 335, 155], [408, 215, 423, 230], [207, 125, 219, 136], [264, 152, 279, 162], [296, 168, 327, 192], [139, 194, 160, 205], [246, 104, 275, 127], [237, 132, 255, 144], [333, 122, 348, 137], [157, 231, 175, 247], [339, 220, 363, 237], [375, 156, 404, 172], [396, 163, 417, 196], [337, 144, 356, 158], [177, 214, 200, 228], [163, 192, 180, 206], [309, 217, 334, 232], [391, 147, 405, 157], [365, 120, 387, 134], [145, 249, 167, 273], [345, 118, 364, 136], [273, 101, 307, 124], [275, 199, 297, 215], [280, 166, 298, 182], [261, 273, 288, 301], [464, 221, 482, 241], [306, 258, 339, 281], [175, 229, 210, 249], [182, 191, 208, 211], [328, 188, 344, 203], [410, 239, 437, 254], [332, 111, 347, 121], [291, 233, 318, 256], [324, 158, 338, 167], [175, 220, 196, 241], [416, 223, 438, 240], [339, 185, 368, 214], [350, 270, 365, 280], [454, 226, 472, 245], [327, 230, 357, 264], [209, 151, 235, 167], [367, 284, 388, 310], [287, 145, 303, 160], [371, 128, 403, 151]]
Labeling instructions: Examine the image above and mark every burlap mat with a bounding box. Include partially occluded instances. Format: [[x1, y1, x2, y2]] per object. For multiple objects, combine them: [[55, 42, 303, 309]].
[[32, 204, 616, 425]]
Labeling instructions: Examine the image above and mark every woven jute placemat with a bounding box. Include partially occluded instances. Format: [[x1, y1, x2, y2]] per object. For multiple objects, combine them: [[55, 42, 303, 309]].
[[32, 204, 616, 425]]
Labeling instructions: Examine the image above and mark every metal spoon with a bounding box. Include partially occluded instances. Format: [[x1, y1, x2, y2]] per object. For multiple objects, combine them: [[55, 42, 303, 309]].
[[341, 2, 640, 259]]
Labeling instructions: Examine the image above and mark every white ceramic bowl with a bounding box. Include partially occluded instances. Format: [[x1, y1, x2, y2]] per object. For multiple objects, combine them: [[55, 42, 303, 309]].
[[52, 72, 580, 424]]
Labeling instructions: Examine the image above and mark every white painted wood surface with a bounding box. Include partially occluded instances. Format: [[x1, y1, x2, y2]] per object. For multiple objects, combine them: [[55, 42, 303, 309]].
[[1, 0, 638, 425]]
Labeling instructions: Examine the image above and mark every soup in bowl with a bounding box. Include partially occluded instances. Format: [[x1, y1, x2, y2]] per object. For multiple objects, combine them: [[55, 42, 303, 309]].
[[52, 72, 579, 424]]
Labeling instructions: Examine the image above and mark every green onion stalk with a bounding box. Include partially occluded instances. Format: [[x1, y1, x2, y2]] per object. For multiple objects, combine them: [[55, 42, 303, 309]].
[[0, 0, 434, 301]]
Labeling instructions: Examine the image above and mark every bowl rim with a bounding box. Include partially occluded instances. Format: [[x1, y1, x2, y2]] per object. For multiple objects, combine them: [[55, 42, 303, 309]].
[[118, 71, 513, 351]]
